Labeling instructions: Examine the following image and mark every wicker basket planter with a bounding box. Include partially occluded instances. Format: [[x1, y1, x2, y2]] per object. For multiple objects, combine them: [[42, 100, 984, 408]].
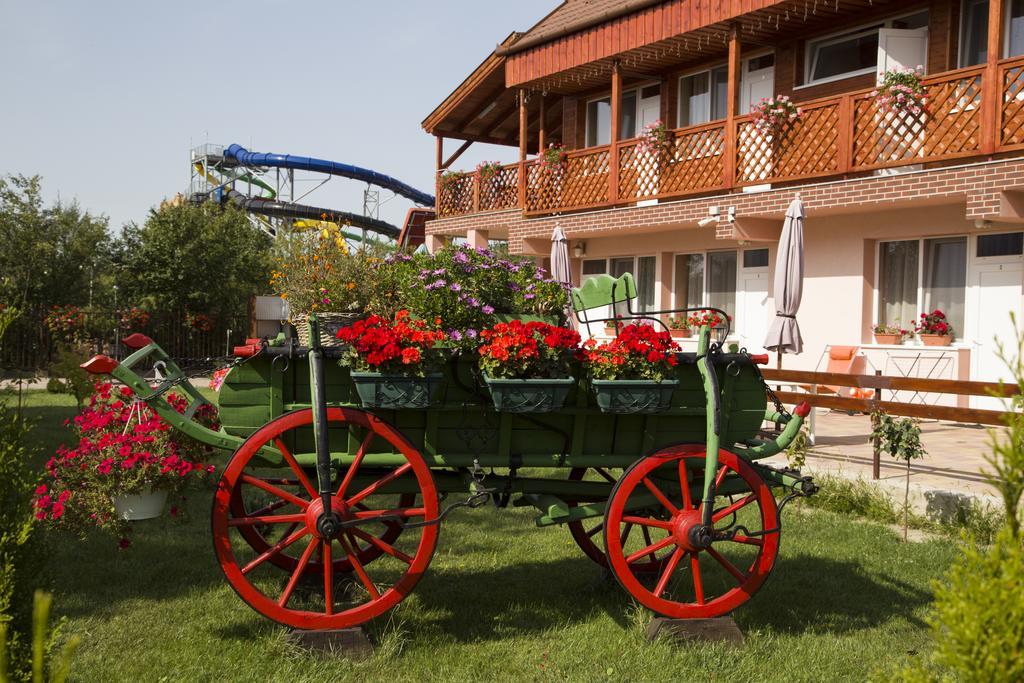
[[591, 378, 680, 414], [293, 313, 359, 348], [349, 372, 444, 409], [483, 376, 575, 413]]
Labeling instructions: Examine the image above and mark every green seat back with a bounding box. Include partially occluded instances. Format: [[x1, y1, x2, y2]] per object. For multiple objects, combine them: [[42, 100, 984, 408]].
[[571, 273, 637, 312]]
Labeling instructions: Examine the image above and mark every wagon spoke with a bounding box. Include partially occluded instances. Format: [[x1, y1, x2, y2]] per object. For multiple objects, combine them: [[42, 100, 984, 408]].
[[698, 465, 730, 516], [625, 535, 674, 564], [228, 513, 307, 527], [642, 477, 679, 514], [339, 534, 380, 600], [245, 498, 290, 519], [241, 526, 307, 575], [274, 438, 317, 498], [653, 548, 685, 598], [621, 515, 672, 530], [728, 534, 765, 546], [678, 460, 693, 510], [585, 521, 604, 538], [323, 540, 334, 615], [352, 506, 425, 522], [706, 546, 747, 583], [690, 552, 705, 605], [336, 430, 375, 499], [346, 463, 413, 507], [621, 522, 634, 545], [241, 475, 310, 509], [712, 494, 757, 524], [277, 536, 318, 606], [349, 527, 413, 564]]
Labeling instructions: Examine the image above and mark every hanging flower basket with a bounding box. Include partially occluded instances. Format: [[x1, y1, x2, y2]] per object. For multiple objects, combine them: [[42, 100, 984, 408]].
[[112, 486, 168, 521], [873, 66, 927, 118], [483, 375, 575, 413], [750, 95, 802, 137], [350, 372, 445, 409], [591, 378, 680, 414]]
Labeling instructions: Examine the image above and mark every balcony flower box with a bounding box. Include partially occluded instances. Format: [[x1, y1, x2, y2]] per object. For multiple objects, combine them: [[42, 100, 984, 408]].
[[914, 310, 954, 347], [919, 334, 954, 347], [873, 333, 903, 345], [483, 375, 575, 413], [872, 322, 908, 346]]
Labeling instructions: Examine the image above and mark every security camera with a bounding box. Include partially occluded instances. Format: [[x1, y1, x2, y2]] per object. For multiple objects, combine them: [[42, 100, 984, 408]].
[[697, 216, 719, 228]]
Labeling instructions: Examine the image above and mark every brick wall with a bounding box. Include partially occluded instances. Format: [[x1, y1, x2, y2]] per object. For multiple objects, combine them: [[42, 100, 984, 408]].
[[426, 158, 1024, 254]]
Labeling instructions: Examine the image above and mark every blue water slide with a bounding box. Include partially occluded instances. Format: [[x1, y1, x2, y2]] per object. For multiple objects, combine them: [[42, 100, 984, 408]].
[[224, 144, 435, 207]]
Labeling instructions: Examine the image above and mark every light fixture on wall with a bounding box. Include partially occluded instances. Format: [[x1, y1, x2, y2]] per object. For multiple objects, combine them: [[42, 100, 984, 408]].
[[572, 241, 586, 258], [974, 219, 993, 230], [697, 205, 736, 228]]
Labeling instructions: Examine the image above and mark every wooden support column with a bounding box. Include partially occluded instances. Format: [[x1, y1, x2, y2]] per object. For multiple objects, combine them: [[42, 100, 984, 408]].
[[609, 61, 622, 203], [518, 89, 528, 208], [982, 0, 1005, 153], [434, 135, 443, 210], [538, 95, 547, 152], [722, 25, 741, 189]]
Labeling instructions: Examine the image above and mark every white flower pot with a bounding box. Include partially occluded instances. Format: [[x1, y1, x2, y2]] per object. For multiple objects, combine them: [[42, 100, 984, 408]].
[[112, 487, 168, 521]]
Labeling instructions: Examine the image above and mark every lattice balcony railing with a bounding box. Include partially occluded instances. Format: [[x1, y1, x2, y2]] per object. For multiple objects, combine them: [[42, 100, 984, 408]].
[[433, 62, 1024, 219]]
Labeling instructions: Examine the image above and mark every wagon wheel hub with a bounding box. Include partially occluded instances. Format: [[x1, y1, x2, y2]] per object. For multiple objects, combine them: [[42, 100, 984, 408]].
[[670, 509, 710, 552], [305, 496, 350, 539]]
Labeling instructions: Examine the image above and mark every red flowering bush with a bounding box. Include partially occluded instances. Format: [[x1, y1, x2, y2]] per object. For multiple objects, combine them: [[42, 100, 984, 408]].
[[336, 310, 447, 375], [478, 320, 580, 379], [119, 306, 150, 331], [915, 310, 954, 337], [33, 382, 218, 538], [187, 312, 214, 333], [582, 323, 679, 381], [44, 304, 85, 342]]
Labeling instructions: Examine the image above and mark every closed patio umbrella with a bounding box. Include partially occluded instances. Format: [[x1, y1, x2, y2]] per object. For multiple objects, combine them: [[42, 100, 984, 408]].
[[550, 225, 576, 327], [764, 196, 805, 365]]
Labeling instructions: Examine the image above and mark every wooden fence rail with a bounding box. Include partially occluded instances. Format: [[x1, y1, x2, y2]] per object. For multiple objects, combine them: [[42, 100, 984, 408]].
[[761, 367, 1021, 479]]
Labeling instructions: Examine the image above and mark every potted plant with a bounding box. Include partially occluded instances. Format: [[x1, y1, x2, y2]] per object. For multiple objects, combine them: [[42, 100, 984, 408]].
[[637, 119, 670, 159], [666, 315, 691, 339], [872, 66, 927, 117], [538, 142, 567, 174], [34, 382, 217, 541], [478, 319, 580, 413], [872, 322, 909, 345], [604, 315, 625, 337], [475, 160, 503, 181], [582, 323, 680, 414], [687, 309, 729, 342], [336, 310, 448, 409], [750, 95, 802, 136], [915, 310, 954, 346], [439, 169, 470, 190]]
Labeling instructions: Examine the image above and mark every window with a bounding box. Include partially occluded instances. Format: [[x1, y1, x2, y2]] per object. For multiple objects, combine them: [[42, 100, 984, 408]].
[[805, 11, 930, 84], [922, 237, 967, 336], [878, 238, 967, 339], [1012, 0, 1024, 56], [673, 254, 705, 309], [977, 232, 1024, 257], [743, 248, 770, 268], [581, 259, 607, 276], [960, 0, 989, 66], [583, 256, 656, 315], [678, 67, 728, 127], [708, 252, 737, 321], [585, 85, 653, 147]]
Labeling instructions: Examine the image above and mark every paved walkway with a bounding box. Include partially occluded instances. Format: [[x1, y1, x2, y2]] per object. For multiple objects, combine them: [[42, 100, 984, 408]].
[[763, 409, 1006, 514]]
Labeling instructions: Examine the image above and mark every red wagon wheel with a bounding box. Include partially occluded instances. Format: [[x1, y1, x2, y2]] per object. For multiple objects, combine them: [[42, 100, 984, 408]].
[[566, 467, 667, 573], [212, 407, 439, 630], [604, 445, 779, 618]]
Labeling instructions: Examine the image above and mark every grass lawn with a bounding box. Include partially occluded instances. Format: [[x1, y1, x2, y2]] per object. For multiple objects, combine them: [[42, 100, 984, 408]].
[[20, 391, 956, 682]]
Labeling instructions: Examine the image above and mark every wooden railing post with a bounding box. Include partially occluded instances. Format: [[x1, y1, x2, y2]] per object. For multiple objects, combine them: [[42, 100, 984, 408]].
[[837, 94, 853, 174], [722, 24, 741, 190], [981, 0, 1005, 153], [518, 89, 528, 209], [871, 370, 882, 480], [609, 61, 622, 204]]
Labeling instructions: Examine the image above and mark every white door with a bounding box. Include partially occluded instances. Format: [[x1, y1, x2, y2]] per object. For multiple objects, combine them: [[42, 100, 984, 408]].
[[737, 255, 770, 353], [742, 63, 775, 113], [638, 89, 661, 128], [877, 28, 929, 79], [971, 262, 1024, 409]]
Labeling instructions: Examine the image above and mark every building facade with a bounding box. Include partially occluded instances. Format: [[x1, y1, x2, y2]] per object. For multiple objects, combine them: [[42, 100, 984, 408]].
[[422, 0, 1024, 400]]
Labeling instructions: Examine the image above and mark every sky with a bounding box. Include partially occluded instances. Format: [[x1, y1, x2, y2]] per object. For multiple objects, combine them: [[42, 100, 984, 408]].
[[0, 0, 554, 231]]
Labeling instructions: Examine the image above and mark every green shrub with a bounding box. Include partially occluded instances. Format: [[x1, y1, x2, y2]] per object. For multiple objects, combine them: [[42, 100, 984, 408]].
[[0, 402, 46, 680], [44, 346, 92, 408], [0, 591, 78, 683]]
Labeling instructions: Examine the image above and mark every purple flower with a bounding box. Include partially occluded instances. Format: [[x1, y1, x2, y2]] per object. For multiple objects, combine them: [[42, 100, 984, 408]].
[[534, 271, 545, 280], [481, 305, 495, 314], [465, 328, 478, 339], [448, 329, 463, 341], [465, 297, 479, 308], [524, 293, 535, 300], [453, 251, 469, 264], [432, 268, 447, 276], [450, 282, 462, 292], [425, 279, 446, 291], [507, 283, 521, 292]]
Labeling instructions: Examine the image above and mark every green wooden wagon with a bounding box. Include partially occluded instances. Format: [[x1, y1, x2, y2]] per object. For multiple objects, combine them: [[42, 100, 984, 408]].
[[81, 273, 814, 630]]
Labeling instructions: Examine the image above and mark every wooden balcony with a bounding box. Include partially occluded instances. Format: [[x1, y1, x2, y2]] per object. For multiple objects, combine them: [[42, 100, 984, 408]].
[[436, 57, 1024, 220]]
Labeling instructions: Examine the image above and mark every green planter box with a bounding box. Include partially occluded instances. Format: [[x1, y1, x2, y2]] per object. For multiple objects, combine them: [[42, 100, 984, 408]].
[[591, 378, 680, 414], [350, 372, 444, 409], [483, 375, 575, 413]]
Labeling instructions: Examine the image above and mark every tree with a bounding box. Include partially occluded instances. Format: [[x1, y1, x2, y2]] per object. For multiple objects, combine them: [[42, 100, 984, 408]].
[[871, 411, 926, 542], [115, 203, 272, 325]]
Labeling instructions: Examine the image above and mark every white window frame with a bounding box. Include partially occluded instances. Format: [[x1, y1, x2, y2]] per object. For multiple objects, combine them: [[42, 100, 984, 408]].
[[584, 83, 659, 147], [874, 236, 971, 341], [582, 254, 660, 311], [676, 50, 775, 128], [802, 10, 930, 87], [671, 249, 740, 313]]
